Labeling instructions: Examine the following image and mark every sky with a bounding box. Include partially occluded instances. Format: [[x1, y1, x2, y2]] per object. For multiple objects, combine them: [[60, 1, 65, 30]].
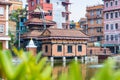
[[22, 0, 103, 22]]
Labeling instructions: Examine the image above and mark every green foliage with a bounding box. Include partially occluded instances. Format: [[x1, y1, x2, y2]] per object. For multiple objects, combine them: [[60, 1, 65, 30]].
[[0, 49, 120, 80], [8, 31, 15, 48], [9, 9, 27, 22], [0, 49, 52, 80], [58, 61, 82, 80], [91, 59, 120, 80]]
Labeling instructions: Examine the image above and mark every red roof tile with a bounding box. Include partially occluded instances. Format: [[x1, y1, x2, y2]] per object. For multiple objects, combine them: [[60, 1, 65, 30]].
[[21, 30, 42, 39], [41, 28, 89, 39], [25, 18, 56, 26]]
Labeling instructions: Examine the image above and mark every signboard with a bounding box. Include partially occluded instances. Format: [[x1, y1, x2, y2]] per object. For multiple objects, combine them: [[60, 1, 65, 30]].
[[94, 42, 101, 47]]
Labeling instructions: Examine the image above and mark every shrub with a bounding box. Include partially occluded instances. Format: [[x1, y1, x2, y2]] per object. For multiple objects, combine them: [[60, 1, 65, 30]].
[[0, 48, 120, 80]]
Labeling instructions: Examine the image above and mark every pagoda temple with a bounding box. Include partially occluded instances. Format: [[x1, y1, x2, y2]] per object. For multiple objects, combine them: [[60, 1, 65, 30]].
[[21, 6, 56, 52]]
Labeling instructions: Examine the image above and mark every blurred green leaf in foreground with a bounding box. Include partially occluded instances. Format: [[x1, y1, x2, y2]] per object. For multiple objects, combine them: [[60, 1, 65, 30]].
[[0, 48, 120, 80]]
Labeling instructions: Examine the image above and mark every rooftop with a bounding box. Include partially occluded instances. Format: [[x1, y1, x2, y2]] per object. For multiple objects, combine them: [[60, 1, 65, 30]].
[[24, 18, 56, 26], [40, 28, 89, 39], [86, 4, 104, 11], [0, 1, 11, 5]]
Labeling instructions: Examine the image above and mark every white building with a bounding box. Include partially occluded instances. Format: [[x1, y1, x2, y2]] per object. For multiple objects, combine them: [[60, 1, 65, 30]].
[[51, 0, 71, 29]]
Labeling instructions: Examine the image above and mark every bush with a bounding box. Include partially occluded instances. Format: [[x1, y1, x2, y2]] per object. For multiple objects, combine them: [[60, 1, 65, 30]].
[[0, 48, 120, 80]]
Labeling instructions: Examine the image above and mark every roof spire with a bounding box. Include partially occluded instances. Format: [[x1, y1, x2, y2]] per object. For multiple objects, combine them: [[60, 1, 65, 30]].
[[26, 38, 37, 48]]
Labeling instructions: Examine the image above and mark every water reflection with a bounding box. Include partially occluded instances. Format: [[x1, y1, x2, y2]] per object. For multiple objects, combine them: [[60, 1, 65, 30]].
[[52, 62, 99, 80]]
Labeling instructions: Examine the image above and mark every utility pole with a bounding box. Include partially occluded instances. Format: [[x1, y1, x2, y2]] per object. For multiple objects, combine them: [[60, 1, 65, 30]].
[[41, 10, 46, 30], [18, 15, 22, 50]]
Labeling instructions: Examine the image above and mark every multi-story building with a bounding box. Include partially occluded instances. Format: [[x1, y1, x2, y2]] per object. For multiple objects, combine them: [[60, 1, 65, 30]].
[[28, 0, 53, 20], [103, 0, 120, 54], [9, 0, 23, 12], [79, 18, 88, 34], [51, 0, 71, 29], [27, 0, 71, 29], [8, 0, 23, 38], [86, 5, 104, 43], [0, 1, 11, 49]]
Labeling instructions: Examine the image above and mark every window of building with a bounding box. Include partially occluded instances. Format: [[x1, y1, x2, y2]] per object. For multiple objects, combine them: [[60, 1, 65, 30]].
[[115, 35, 118, 40], [106, 13, 109, 19], [36, 0, 40, 4], [96, 9, 101, 15], [57, 45, 62, 52], [48, 10, 52, 16], [90, 20, 94, 24], [46, 0, 50, 3], [0, 7, 4, 15], [66, 15, 69, 21], [110, 1, 113, 6], [0, 25, 4, 33], [110, 13, 113, 18], [106, 24, 109, 30], [110, 24, 114, 30], [111, 35, 114, 41], [106, 35, 109, 41], [45, 45, 48, 53], [97, 27, 102, 32], [78, 45, 82, 52], [68, 45, 72, 53], [115, 12, 118, 18], [106, 2, 108, 7], [96, 19, 102, 24], [115, 23, 118, 29], [90, 28, 94, 34], [97, 36, 102, 41], [31, 1, 34, 6], [115, 0, 118, 5], [90, 10, 94, 16], [91, 37, 94, 41]]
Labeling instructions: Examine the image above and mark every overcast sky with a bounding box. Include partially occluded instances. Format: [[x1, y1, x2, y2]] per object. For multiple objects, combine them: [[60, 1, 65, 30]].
[[22, 0, 103, 22]]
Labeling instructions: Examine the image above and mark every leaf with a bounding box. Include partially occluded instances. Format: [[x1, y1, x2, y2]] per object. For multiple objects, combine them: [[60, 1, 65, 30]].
[[0, 51, 14, 79], [91, 59, 115, 80]]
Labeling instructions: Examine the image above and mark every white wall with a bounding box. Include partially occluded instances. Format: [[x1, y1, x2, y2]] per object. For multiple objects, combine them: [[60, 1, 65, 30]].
[[51, 0, 66, 28]]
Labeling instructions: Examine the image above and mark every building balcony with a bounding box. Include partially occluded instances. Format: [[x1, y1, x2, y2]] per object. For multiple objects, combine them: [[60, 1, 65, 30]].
[[103, 6, 120, 12], [88, 23, 104, 28], [86, 14, 103, 19], [62, 11, 71, 14], [88, 32, 103, 36]]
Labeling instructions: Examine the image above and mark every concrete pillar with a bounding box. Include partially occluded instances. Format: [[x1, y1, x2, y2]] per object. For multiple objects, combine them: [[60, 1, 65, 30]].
[[114, 46, 116, 54], [63, 56, 66, 62], [81, 56, 84, 63], [75, 56, 78, 61], [50, 57, 54, 62]]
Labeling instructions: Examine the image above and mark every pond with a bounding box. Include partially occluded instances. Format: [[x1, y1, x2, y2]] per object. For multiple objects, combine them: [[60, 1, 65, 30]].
[[52, 62, 101, 80]]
